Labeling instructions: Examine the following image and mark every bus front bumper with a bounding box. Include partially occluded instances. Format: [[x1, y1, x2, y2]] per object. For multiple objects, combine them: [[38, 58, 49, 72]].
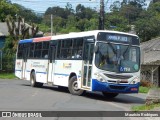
[[92, 79, 140, 93]]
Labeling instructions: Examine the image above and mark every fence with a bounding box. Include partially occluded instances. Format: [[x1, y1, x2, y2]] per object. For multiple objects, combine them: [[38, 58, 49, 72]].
[[0, 52, 15, 73]]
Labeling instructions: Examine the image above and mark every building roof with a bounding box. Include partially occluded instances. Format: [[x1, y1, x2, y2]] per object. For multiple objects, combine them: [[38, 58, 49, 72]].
[[141, 37, 160, 65], [0, 22, 43, 37]]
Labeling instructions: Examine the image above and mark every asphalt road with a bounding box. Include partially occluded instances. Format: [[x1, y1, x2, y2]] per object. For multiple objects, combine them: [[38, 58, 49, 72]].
[[0, 79, 157, 120]]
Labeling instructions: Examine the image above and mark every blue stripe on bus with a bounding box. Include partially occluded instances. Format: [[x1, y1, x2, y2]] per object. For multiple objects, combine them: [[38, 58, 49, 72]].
[[54, 73, 69, 76], [36, 72, 47, 74], [54, 73, 81, 78], [92, 79, 140, 93], [19, 39, 33, 44], [15, 70, 81, 78]]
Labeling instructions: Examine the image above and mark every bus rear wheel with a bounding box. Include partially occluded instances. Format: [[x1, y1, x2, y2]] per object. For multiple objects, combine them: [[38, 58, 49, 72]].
[[68, 76, 84, 96], [30, 71, 43, 87], [102, 92, 119, 98]]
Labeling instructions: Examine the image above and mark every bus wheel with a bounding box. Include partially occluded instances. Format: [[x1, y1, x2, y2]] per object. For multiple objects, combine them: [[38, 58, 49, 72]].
[[68, 76, 84, 96], [30, 71, 43, 87], [102, 92, 119, 98]]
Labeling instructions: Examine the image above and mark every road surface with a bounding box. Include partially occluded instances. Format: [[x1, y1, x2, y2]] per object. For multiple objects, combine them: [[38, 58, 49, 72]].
[[0, 79, 158, 120]]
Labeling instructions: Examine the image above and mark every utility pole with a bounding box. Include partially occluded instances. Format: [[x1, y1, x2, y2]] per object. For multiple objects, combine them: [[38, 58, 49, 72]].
[[51, 14, 53, 36], [99, 0, 105, 30]]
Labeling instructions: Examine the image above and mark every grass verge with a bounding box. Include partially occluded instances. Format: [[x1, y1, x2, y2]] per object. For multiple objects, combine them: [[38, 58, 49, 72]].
[[132, 103, 160, 111], [139, 86, 150, 93], [0, 73, 16, 79]]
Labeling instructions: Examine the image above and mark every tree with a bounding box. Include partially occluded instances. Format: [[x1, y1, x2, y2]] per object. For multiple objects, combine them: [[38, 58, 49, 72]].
[[152, 0, 160, 3], [105, 12, 129, 31], [135, 2, 160, 41], [13, 3, 42, 23], [45, 6, 67, 19], [5, 15, 39, 53], [76, 4, 96, 20], [119, 4, 142, 24], [0, 0, 18, 22], [65, 2, 74, 16], [121, 0, 146, 8], [110, 1, 121, 12]]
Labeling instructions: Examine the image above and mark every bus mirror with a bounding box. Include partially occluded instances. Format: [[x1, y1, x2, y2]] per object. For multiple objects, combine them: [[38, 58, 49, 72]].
[[94, 46, 99, 54]]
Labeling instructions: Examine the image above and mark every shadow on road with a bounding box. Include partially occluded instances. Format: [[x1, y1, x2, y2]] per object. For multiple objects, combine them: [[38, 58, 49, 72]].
[[22, 84, 70, 94], [21, 83, 146, 105], [83, 92, 146, 104]]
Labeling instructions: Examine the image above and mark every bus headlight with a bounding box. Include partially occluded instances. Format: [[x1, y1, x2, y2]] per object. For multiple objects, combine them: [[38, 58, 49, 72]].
[[130, 77, 139, 84], [94, 73, 106, 82]]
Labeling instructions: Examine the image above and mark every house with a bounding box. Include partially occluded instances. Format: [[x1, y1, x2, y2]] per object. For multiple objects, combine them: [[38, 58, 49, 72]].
[[141, 37, 160, 87], [0, 22, 8, 49], [0, 22, 43, 49], [0, 22, 43, 71]]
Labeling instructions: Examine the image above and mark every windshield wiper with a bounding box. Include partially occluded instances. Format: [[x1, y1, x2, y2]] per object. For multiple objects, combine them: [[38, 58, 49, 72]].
[[108, 42, 117, 54]]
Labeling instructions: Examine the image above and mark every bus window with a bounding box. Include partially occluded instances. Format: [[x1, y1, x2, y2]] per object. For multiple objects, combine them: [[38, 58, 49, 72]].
[[60, 39, 72, 59], [72, 38, 83, 59], [29, 43, 34, 58], [34, 42, 42, 58], [17, 44, 24, 59], [42, 42, 49, 58]]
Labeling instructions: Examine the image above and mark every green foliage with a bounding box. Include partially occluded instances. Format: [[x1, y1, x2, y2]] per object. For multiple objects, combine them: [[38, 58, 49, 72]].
[[0, 0, 18, 22], [132, 103, 160, 111], [13, 3, 42, 23], [2, 35, 15, 72], [2, 1, 160, 44], [139, 86, 150, 93], [0, 73, 16, 79], [38, 23, 50, 33], [135, 2, 160, 42]]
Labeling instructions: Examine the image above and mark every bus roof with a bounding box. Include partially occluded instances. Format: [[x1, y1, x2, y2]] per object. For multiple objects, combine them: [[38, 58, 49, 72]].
[[19, 36, 52, 44], [18, 30, 138, 43], [50, 30, 138, 40]]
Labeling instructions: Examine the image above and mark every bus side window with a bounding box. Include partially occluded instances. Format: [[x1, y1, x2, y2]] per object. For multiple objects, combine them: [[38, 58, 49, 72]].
[[17, 44, 23, 59], [29, 43, 34, 58], [60, 39, 72, 59], [34, 42, 42, 58], [72, 38, 83, 59], [42, 41, 49, 59]]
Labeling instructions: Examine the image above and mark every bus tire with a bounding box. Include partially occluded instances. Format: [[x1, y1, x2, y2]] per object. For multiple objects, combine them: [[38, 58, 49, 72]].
[[68, 76, 84, 96], [102, 92, 119, 98], [30, 71, 42, 87]]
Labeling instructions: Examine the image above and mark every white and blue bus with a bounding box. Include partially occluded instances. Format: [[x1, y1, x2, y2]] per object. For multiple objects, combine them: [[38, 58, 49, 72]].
[[15, 30, 140, 98]]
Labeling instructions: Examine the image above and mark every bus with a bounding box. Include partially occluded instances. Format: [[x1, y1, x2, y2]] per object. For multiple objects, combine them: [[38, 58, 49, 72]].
[[15, 30, 140, 98]]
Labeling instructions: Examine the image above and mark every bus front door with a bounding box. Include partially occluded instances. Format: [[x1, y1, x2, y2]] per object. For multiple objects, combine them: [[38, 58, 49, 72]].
[[22, 44, 29, 79], [82, 42, 94, 89], [47, 45, 56, 83]]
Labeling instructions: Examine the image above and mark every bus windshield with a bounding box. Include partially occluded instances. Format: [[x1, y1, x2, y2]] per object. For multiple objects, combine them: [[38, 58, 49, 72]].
[[95, 42, 140, 73]]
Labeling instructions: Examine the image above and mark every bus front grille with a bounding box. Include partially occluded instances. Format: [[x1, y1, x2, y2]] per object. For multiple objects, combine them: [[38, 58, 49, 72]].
[[104, 74, 132, 79]]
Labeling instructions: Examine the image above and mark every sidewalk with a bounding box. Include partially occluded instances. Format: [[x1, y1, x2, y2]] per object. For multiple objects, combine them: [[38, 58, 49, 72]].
[[146, 88, 160, 105]]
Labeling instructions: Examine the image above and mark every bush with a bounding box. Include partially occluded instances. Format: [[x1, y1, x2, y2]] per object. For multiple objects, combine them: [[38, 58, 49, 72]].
[[140, 80, 153, 87]]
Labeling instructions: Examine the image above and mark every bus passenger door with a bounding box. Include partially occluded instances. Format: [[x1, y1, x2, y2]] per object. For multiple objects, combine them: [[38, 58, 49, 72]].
[[47, 45, 56, 83], [82, 42, 94, 89], [22, 44, 29, 79]]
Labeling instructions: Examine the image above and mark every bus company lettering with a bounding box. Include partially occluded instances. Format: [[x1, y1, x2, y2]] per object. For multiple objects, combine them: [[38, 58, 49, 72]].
[[32, 62, 45, 68], [16, 62, 21, 68], [63, 63, 72, 69]]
